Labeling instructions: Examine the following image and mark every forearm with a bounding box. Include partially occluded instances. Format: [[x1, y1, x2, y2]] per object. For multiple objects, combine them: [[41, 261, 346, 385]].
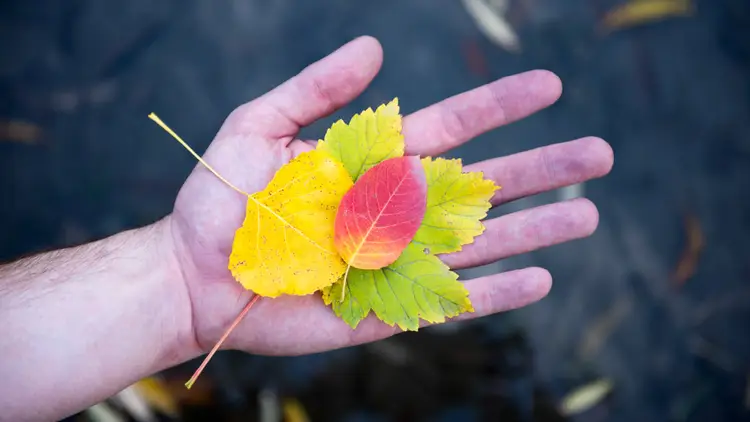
[[0, 216, 197, 421]]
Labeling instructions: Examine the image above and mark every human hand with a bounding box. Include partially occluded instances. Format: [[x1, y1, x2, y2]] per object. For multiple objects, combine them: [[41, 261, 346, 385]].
[[167, 36, 613, 358]]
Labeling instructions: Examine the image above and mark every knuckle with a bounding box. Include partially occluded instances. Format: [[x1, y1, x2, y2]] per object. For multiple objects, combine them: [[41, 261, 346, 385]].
[[439, 103, 469, 144]]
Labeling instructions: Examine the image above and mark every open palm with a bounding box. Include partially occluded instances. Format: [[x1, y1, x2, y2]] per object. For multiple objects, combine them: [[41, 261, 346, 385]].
[[168, 36, 613, 357]]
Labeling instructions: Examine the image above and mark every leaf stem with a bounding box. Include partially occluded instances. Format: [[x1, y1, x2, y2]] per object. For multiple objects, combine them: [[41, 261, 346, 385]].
[[148, 113, 250, 198], [148, 113, 335, 256], [185, 294, 261, 389], [339, 264, 352, 302]]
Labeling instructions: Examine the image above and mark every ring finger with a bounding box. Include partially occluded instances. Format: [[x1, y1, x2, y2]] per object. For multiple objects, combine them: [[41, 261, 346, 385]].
[[439, 136, 613, 269]]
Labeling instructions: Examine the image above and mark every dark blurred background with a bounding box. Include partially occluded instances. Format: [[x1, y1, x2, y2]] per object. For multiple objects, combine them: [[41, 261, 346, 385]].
[[2, 0, 750, 421]]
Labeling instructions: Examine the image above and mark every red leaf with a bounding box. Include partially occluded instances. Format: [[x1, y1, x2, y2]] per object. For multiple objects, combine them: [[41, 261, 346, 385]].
[[334, 156, 427, 269]]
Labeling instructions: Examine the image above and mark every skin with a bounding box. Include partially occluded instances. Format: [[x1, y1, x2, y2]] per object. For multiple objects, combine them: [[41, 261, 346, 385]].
[[0, 36, 613, 421]]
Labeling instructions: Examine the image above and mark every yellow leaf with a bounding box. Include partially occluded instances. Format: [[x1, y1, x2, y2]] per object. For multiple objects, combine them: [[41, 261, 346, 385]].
[[132, 377, 179, 418], [147, 113, 355, 389], [111, 386, 156, 422], [603, 0, 693, 31], [316, 98, 404, 181], [559, 378, 613, 416], [228, 149, 353, 297], [283, 397, 310, 422]]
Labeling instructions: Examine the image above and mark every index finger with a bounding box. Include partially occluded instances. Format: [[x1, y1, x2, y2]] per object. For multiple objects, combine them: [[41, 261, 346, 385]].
[[402, 70, 563, 156]]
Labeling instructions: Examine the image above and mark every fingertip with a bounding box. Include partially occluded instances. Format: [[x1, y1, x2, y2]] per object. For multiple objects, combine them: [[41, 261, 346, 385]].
[[541, 69, 563, 97], [589, 136, 615, 175], [569, 197, 600, 237], [466, 267, 553, 316], [353, 35, 383, 54], [524, 266, 553, 298], [346, 35, 384, 68], [523, 69, 563, 105], [552, 136, 614, 183]]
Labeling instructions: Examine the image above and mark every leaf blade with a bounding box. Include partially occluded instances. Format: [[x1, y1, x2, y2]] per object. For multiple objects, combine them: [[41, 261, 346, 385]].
[[334, 156, 427, 270], [325, 243, 474, 330], [228, 149, 353, 297], [412, 157, 499, 254], [316, 98, 404, 181]]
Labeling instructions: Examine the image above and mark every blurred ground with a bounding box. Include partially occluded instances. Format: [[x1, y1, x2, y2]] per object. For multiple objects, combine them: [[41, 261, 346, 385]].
[[2, 0, 750, 421]]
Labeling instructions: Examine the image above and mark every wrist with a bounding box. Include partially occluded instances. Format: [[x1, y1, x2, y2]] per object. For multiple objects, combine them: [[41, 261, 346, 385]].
[[148, 214, 203, 369]]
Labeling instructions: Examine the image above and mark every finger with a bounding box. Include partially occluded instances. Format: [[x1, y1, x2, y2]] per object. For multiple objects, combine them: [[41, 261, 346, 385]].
[[467, 136, 614, 206], [454, 267, 552, 320], [221, 36, 383, 140], [402, 70, 563, 156], [348, 267, 552, 344], [441, 198, 599, 270]]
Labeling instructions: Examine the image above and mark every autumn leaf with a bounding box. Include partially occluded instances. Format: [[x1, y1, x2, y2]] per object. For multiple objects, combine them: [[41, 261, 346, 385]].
[[316, 98, 404, 181], [602, 0, 692, 31], [411, 157, 499, 254], [229, 149, 354, 298], [559, 378, 614, 416], [0, 119, 42, 144], [131, 377, 180, 418], [334, 156, 427, 272], [323, 243, 474, 330]]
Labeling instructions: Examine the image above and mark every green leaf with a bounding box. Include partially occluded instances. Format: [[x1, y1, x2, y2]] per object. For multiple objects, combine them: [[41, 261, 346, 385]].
[[316, 98, 404, 181], [322, 243, 474, 331], [412, 157, 499, 254], [322, 275, 370, 325]]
